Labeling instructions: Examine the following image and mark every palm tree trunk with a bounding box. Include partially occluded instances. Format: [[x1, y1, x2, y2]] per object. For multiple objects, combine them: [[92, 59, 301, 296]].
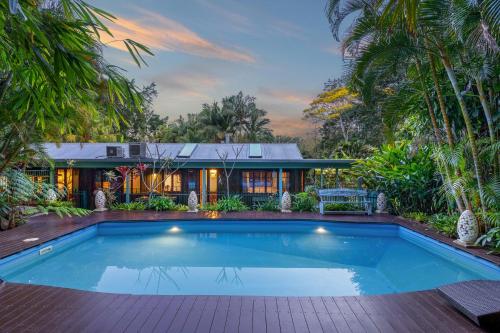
[[415, 60, 442, 142], [475, 78, 496, 144], [415, 60, 465, 212], [424, 39, 455, 147], [439, 47, 487, 214]]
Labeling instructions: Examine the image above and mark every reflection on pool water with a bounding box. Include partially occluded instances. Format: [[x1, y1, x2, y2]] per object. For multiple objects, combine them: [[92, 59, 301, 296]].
[[0, 221, 499, 296]]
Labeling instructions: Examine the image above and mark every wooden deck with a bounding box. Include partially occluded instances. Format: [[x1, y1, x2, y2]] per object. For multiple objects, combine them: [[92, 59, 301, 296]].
[[0, 211, 498, 332], [0, 283, 486, 332]]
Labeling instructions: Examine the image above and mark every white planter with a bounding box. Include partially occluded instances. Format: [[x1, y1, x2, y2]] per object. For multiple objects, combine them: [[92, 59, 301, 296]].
[[455, 210, 478, 246], [188, 191, 198, 213], [281, 191, 291, 213], [94, 190, 107, 212], [376, 192, 387, 213]]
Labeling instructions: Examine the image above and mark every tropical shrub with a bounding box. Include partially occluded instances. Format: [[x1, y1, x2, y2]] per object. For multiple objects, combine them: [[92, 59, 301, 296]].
[[257, 195, 280, 212], [292, 192, 317, 212], [0, 170, 91, 229], [35, 205, 91, 218], [175, 204, 189, 212], [403, 212, 429, 223], [428, 214, 459, 238], [351, 142, 441, 215], [324, 203, 364, 211], [201, 202, 219, 211], [111, 202, 146, 211], [215, 196, 248, 212], [147, 196, 176, 211], [476, 227, 500, 254]]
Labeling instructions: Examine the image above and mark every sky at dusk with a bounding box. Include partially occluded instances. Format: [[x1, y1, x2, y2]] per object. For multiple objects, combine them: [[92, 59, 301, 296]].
[[89, 0, 345, 136]]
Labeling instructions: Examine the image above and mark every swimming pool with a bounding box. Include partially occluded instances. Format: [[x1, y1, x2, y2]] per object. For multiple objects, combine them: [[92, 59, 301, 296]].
[[0, 221, 499, 296]]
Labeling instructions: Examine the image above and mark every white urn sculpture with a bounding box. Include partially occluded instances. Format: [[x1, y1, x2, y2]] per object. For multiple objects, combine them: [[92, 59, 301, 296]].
[[454, 210, 478, 247], [45, 188, 58, 202], [94, 190, 107, 212], [188, 191, 198, 213], [281, 191, 292, 213], [376, 192, 387, 213]]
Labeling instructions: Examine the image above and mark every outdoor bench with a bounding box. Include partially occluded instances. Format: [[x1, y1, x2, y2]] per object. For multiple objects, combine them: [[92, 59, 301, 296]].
[[317, 188, 372, 215]]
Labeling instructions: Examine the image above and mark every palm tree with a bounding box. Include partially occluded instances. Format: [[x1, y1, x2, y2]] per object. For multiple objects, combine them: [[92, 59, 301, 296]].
[[244, 108, 272, 142], [325, 0, 498, 214]]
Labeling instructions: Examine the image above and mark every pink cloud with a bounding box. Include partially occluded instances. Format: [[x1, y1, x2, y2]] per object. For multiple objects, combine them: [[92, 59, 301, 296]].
[[101, 9, 256, 63]]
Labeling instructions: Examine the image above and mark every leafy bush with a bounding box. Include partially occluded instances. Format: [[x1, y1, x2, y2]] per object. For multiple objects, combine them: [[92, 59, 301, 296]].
[[175, 204, 189, 212], [201, 202, 219, 211], [36, 205, 92, 218], [351, 141, 441, 215], [292, 192, 317, 212], [428, 213, 459, 237], [147, 196, 176, 211], [111, 202, 146, 211], [257, 195, 280, 212], [215, 196, 248, 212], [324, 203, 364, 211], [476, 227, 500, 254], [403, 212, 429, 223]]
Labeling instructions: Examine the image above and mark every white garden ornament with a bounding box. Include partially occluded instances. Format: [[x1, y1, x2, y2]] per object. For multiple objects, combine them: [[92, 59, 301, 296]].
[[454, 210, 478, 247], [188, 191, 198, 213], [281, 191, 291, 213], [376, 192, 387, 213], [45, 188, 58, 202], [94, 190, 107, 212]]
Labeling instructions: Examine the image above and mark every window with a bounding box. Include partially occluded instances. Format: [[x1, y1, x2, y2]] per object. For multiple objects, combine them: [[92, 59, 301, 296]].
[[94, 170, 110, 190], [123, 172, 141, 194], [241, 171, 288, 193], [164, 172, 181, 192], [56, 168, 79, 197]]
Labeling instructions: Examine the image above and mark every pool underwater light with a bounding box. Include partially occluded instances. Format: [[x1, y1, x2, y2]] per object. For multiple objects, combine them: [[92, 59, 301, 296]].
[[315, 227, 328, 234]]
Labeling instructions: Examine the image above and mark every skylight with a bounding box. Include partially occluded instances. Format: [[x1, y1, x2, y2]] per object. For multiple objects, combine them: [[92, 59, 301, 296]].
[[177, 143, 197, 158], [249, 144, 262, 158]]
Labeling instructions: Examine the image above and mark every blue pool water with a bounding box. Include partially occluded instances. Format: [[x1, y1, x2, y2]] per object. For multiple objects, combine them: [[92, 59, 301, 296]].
[[0, 221, 499, 296]]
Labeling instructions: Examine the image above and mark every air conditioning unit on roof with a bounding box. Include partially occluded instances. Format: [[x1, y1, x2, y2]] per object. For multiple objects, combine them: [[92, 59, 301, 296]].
[[129, 143, 147, 158], [106, 146, 124, 158]]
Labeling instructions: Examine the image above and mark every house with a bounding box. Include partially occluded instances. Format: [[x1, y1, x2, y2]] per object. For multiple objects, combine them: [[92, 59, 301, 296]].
[[27, 143, 353, 208]]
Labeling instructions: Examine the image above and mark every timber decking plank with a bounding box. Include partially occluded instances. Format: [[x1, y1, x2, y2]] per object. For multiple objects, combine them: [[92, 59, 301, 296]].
[[152, 296, 186, 333], [124, 295, 164, 333], [276, 297, 295, 333], [287, 297, 309, 333], [344, 297, 380, 333], [333, 297, 366, 333], [139, 296, 174, 332], [309, 297, 338, 333], [224, 296, 242, 333], [252, 297, 267, 333], [354, 297, 396, 333], [181, 296, 209, 333], [210, 296, 231, 333], [165, 296, 197, 333], [264, 296, 281, 333], [320, 296, 351, 333], [238, 296, 253, 333], [299, 297, 324, 333], [195, 296, 219, 333]]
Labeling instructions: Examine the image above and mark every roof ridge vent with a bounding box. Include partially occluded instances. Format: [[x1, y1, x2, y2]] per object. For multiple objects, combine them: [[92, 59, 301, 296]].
[[177, 143, 197, 158], [249, 143, 262, 158]]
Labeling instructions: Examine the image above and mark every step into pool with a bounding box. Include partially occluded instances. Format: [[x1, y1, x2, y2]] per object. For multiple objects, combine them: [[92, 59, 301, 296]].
[[1, 221, 499, 296]]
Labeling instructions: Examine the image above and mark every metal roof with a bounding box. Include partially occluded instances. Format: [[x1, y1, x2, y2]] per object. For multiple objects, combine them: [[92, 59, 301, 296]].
[[42, 143, 354, 169], [42, 143, 303, 161]]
